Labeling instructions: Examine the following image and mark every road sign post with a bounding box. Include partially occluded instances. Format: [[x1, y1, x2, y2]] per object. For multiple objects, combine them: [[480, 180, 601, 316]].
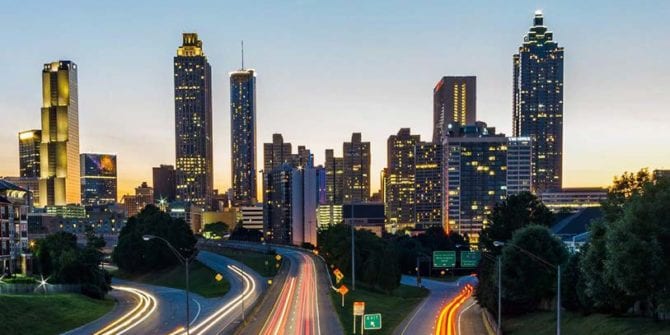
[[363, 313, 382, 331], [338, 285, 349, 307], [353, 301, 365, 334], [460, 251, 481, 268]]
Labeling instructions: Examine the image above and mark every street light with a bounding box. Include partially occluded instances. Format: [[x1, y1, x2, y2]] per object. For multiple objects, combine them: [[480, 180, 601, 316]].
[[495, 240, 561, 335], [143, 235, 195, 335]]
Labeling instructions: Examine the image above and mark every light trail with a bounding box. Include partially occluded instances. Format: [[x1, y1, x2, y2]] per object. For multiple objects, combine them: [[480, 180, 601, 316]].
[[172, 264, 257, 335], [93, 285, 157, 335], [260, 251, 322, 335], [435, 284, 474, 335]]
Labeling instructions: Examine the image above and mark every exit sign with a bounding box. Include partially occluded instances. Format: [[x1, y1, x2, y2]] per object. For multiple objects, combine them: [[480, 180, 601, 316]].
[[364, 313, 382, 330]]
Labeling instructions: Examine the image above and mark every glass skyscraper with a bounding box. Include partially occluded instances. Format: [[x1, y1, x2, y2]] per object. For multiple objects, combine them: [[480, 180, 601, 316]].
[[513, 11, 564, 192], [18, 130, 41, 178], [39, 61, 80, 207], [80, 153, 117, 206], [433, 76, 476, 143], [230, 69, 257, 206], [174, 33, 213, 208], [343, 133, 370, 203], [384, 128, 420, 231]]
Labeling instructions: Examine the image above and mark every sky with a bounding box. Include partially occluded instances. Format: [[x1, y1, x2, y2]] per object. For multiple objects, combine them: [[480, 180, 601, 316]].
[[1, 0, 669, 198]]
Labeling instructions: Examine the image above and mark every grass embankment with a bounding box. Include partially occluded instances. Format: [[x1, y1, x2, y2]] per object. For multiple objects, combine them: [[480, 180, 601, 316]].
[[330, 284, 429, 335], [213, 247, 280, 277], [113, 260, 230, 298], [0, 293, 114, 335], [504, 311, 670, 335]]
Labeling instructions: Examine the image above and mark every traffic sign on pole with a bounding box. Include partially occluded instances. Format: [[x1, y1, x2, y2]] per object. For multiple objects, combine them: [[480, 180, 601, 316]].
[[364, 313, 382, 330], [433, 251, 456, 268], [353, 301, 365, 316], [460, 251, 481, 268]]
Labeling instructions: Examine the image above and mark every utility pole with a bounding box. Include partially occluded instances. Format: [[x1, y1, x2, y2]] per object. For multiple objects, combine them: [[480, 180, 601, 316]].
[[351, 203, 355, 291]]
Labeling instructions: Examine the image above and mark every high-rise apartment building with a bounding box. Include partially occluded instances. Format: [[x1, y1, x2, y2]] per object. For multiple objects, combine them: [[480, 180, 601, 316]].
[[80, 153, 117, 206], [18, 130, 41, 178], [263, 134, 292, 173], [385, 128, 420, 231], [343, 133, 371, 203], [433, 76, 476, 143], [442, 122, 508, 242], [513, 11, 564, 192], [230, 68, 257, 206], [414, 142, 442, 230], [174, 33, 213, 208], [325, 149, 344, 205], [153, 164, 176, 202], [39, 61, 80, 206], [506, 137, 533, 195]]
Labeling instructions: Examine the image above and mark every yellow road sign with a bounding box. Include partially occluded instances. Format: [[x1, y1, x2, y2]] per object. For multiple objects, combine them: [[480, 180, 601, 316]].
[[215, 273, 223, 282]]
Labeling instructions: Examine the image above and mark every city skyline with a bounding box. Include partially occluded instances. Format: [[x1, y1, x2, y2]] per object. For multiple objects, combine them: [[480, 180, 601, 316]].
[[2, 1, 669, 198]]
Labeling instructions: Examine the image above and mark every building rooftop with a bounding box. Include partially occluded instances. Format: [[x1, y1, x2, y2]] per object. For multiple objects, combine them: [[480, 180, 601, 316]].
[[551, 207, 603, 240]]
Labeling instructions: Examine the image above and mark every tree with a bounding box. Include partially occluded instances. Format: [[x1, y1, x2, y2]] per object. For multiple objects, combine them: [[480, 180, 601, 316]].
[[34, 231, 111, 299], [561, 249, 592, 312], [601, 168, 652, 222], [202, 221, 229, 240], [229, 226, 263, 242], [602, 177, 670, 317], [499, 225, 568, 314], [113, 205, 196, 274]]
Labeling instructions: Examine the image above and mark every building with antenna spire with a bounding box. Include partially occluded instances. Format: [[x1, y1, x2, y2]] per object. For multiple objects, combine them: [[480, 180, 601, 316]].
[[230, 41, 257, 205]]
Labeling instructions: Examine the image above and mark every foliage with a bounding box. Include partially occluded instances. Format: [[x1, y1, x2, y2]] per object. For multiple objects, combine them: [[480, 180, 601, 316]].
[[561, 249, 591, 312], [476, 192, 554, 313], [229, 225, 263, 242], [600, 168, 652, 222], [202, 221, 229, 239], [318, 224, 401, 293], [499, 225, 568, 314], [112, 205, 196, 274], [34, 230, 111, 299]]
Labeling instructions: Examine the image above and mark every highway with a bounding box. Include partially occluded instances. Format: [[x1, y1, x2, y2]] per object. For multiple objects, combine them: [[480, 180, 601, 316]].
[[220, 241, 343, 335], [394, 275, 477, 335], [64, 250, 263, 335]]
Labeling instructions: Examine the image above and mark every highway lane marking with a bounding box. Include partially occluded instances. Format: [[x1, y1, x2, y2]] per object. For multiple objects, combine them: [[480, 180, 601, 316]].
[[399, 292, 431, 334], [457, 298, 477, 335], [190, 297, 202, 326]]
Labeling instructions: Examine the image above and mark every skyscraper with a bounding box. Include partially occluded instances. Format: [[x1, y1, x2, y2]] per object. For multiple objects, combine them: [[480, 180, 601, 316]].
[[433, 76, 476, 143], [174, 33, 213, 208], [39, 61, 80, 206], [506, 137, 533, 195], [343, 133, 371, 203], [414, 142, 442, 230], [263, 134, 292, 173], [230, 68, 257, 206], [513, 11, 564, 192], [324, 149, 344, 205], [152, 164, 176, 202], [442, 122, 509, 242], [18, 130, 41, 178], [385, 128, 420, 231], [80, 153, 117, 206]]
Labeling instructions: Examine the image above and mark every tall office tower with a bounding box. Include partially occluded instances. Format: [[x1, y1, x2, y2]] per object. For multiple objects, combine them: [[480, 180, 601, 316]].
[[174, 33, 213, 208], [264, 164, 293, 244], [80, 153, 117, 206], [343, 133, 371, 203], [324, 149, 344, 205], [39, 61, 81, 206], [291, 159, 318, 247], [230, 68, 257, 206], [153, 164, 176, 202], [433, 76, 476, 143], [263, 134, 292, 173], [315, 165, 327, 204], [384, 128, 420, 231], [292, 146, 311, 167], [414, 142, 442, 230], [506, 137, 533, 195], [513, 11, 564, 192], [442, 122, 508, 243], [18, 130, 41, 178]]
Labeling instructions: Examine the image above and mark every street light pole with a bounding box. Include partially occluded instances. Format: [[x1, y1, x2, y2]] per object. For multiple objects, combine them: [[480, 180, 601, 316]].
[[350, 203, 355, 291], [497, 255, 502, 335], [143, 235, 193, 335]]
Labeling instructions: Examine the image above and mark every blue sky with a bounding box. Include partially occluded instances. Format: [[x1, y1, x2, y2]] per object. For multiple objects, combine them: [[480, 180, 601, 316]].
[[1, 0, 669, 196]]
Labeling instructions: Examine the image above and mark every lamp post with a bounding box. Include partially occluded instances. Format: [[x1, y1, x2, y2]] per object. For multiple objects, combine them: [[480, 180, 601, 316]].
[[350, 202, 356, 291], [143, 235, 195, 335], [494, 240, 561, 335]]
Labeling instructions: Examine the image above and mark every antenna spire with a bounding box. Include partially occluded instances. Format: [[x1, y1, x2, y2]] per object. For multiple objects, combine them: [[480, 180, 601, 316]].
[[241, 40, 244, 70]]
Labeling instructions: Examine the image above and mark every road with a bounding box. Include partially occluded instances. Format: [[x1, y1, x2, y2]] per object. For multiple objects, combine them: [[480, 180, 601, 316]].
[[394, 275, 477, 335], [220, 241, 343, 335], [456, 297, 493, 335], [64, 250, 263, 335]]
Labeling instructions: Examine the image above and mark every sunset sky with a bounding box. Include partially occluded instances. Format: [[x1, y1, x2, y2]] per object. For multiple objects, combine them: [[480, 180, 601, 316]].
[[1, 0, 669, 198]]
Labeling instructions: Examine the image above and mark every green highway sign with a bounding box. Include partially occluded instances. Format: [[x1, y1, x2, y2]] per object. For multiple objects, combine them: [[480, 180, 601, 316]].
[[460, 251, 481, 268], [364, 313, 382, 330], [433, 251, 456, 268]]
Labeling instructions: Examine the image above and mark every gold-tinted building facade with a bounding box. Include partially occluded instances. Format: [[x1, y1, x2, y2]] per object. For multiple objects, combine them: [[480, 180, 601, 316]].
[[39, 61, 80, 207]]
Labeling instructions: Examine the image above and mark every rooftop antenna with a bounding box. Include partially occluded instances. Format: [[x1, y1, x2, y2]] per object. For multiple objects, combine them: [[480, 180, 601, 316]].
[[241, 40, 244, 70]]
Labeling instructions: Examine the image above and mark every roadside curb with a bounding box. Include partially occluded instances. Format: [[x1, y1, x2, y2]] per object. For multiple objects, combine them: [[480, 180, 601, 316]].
[[482, 307, 499, 335]]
